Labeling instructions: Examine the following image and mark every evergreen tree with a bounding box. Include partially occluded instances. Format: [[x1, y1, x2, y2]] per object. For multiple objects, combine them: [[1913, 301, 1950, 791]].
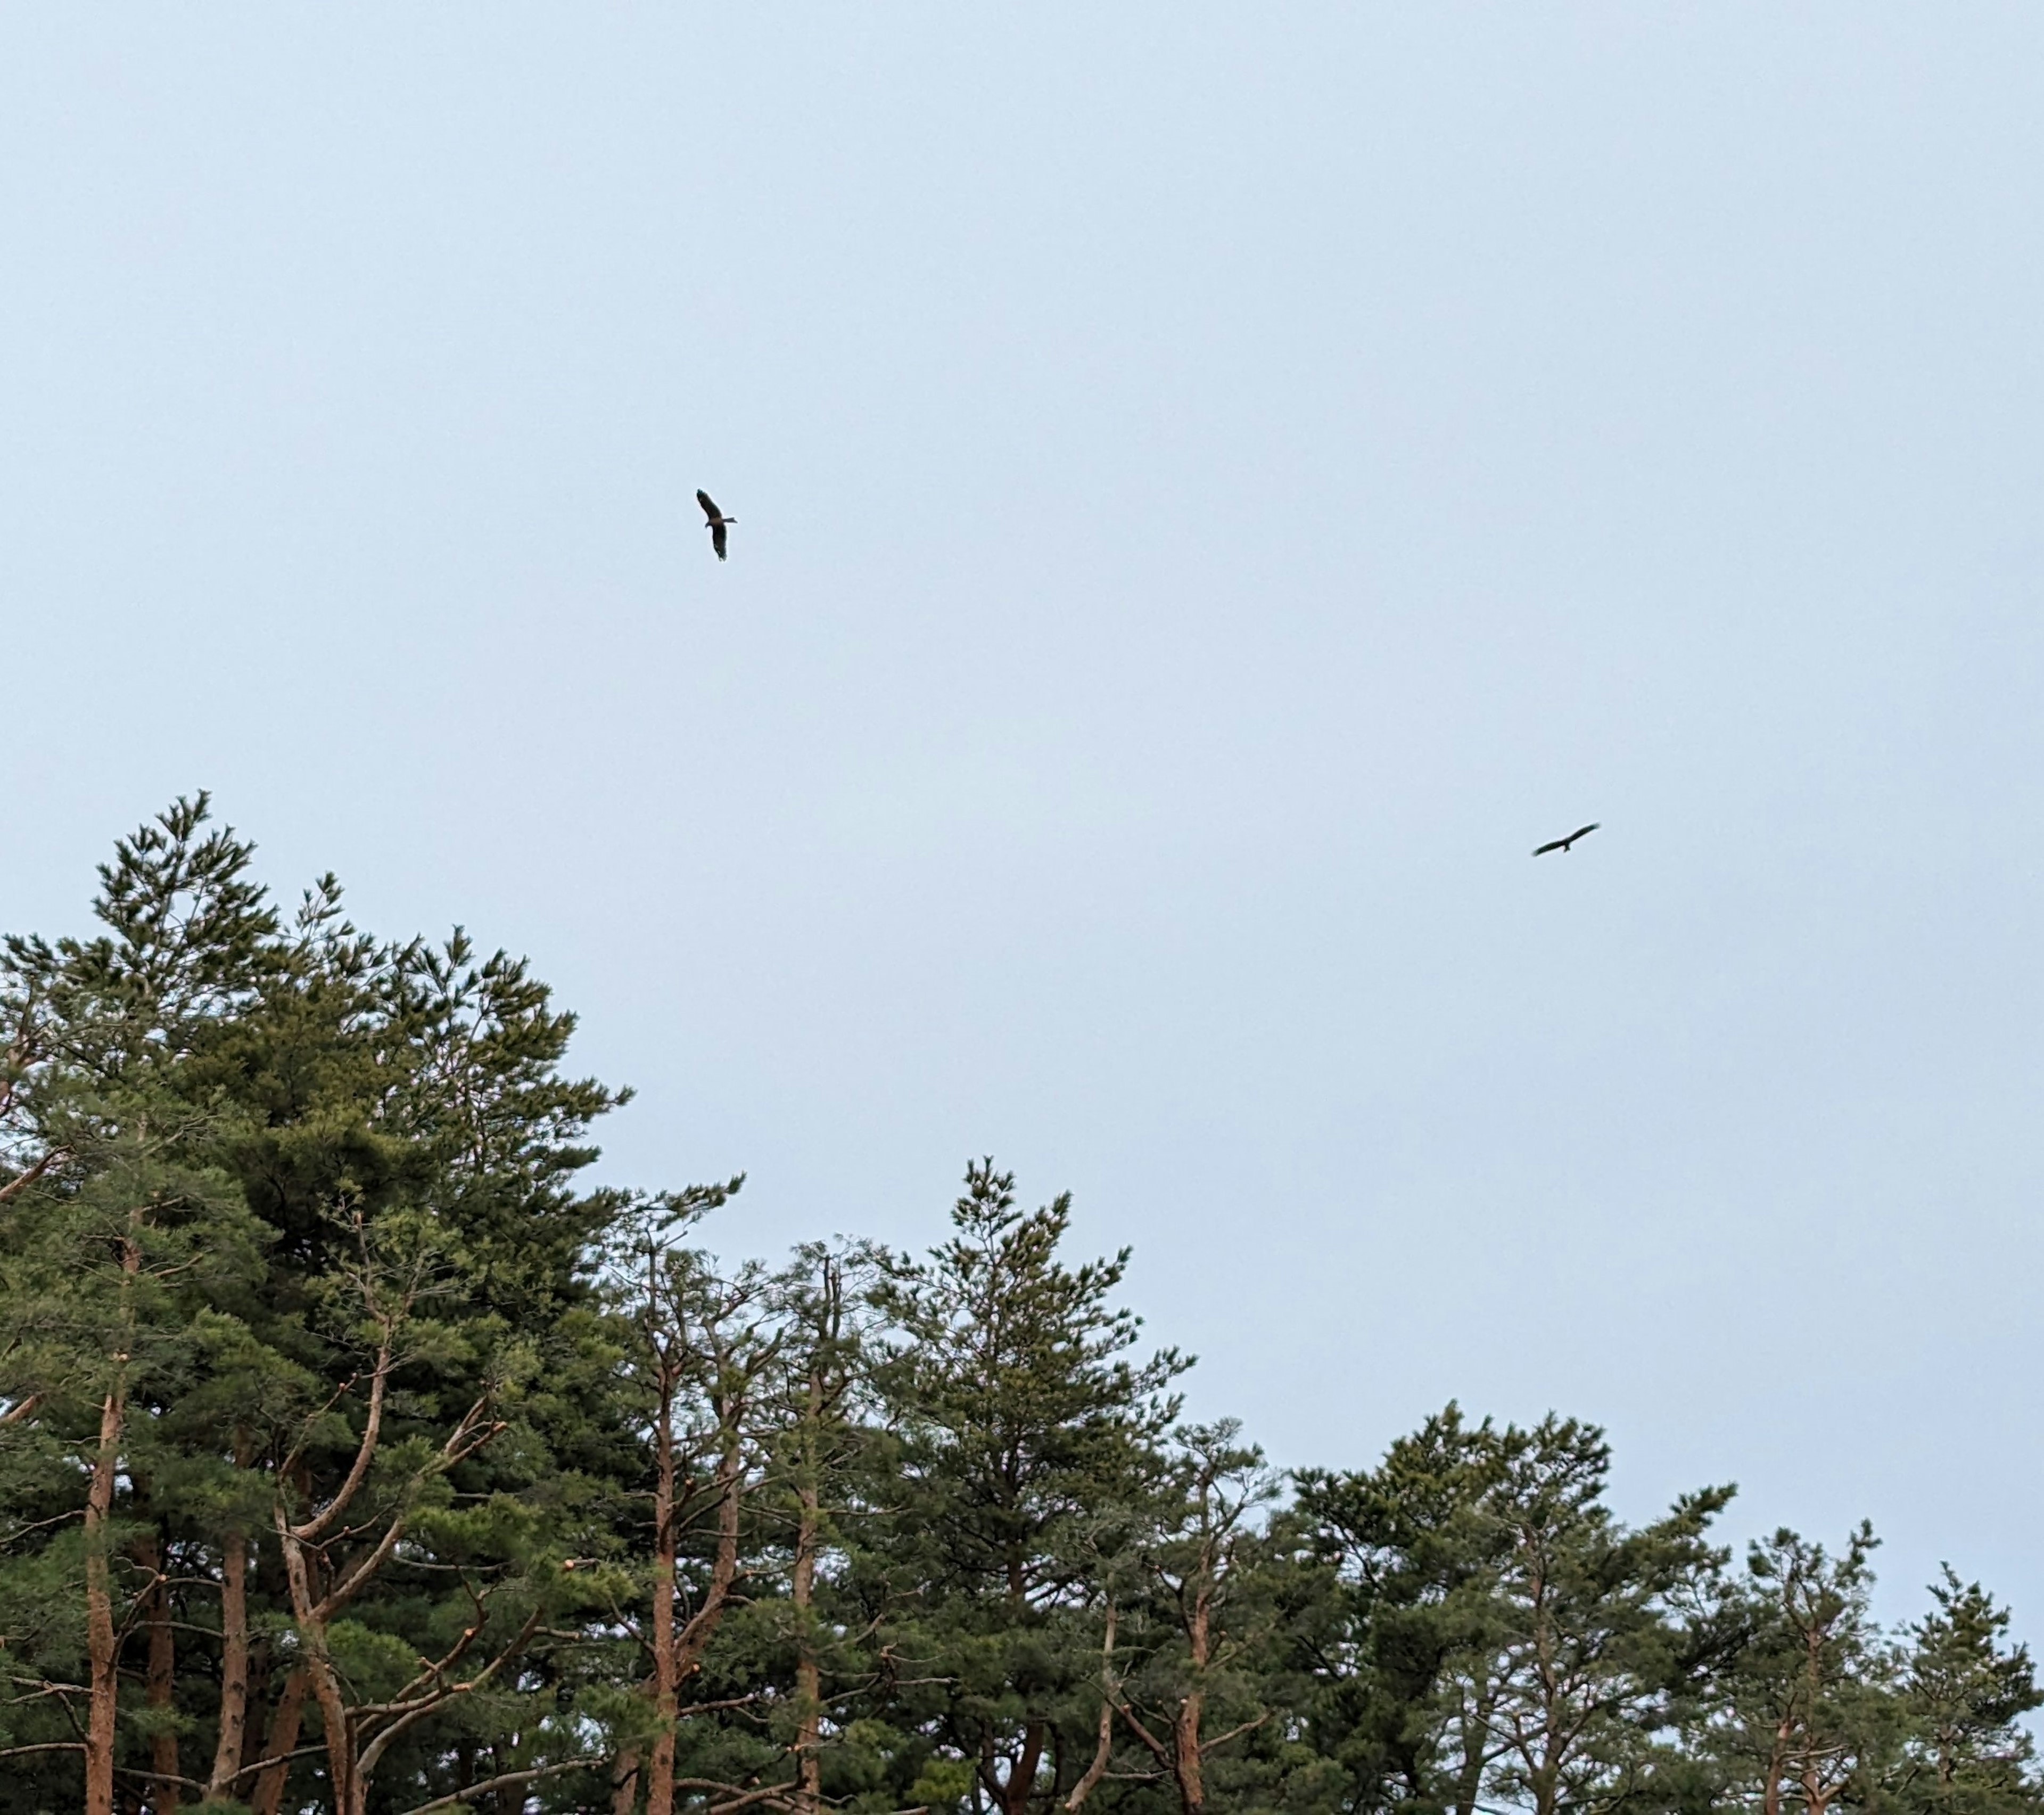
[[0, 798, 279, 1814], [0, 801, 645, 1814], [1292, 1410, 1734, 1815], [1898, 1569, 2041, 1815], [1091, 1420, 1296, 1815], [864, 1161, 1188, 1815], [1292, 1403, 1520, 1815], [2, 802, 2040, 1815], [1708, 1526, 1904, 1815]]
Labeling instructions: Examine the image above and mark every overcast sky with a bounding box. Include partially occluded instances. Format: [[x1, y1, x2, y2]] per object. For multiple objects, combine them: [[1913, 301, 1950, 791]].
[[3, 6, 2040, 1640]]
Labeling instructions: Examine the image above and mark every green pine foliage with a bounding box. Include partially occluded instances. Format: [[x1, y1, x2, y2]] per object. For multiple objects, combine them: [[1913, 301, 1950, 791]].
[[0, 802, 2035, 1815]]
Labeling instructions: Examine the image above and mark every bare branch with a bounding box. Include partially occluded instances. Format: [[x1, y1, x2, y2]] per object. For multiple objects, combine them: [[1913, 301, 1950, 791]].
[[0, 1147, 64, 1205], [399, 1756, 607, 1814]]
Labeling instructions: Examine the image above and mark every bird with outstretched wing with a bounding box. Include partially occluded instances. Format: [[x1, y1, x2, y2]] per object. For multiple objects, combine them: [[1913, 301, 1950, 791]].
[[1533, 823, 1600, 857], [697, 489, 736, 561]]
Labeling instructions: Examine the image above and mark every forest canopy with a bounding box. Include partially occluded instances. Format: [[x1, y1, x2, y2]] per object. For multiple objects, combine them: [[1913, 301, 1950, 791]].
[[0, 800, 2035, 1815]]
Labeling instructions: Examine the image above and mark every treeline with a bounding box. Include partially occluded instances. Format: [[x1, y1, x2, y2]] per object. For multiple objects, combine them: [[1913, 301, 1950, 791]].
[[0, 802, 2035, 1815]]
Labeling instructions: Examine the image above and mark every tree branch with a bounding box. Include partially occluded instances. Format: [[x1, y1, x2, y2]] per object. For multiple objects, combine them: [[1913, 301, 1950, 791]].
[[399, 1755, 607, 1814], [0, 1147, 63, 1204]]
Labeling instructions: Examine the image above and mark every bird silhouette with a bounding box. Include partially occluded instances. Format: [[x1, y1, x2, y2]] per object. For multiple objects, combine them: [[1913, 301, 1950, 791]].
[[1533, 823, 1600, 857], [696, 489, 736, 561]]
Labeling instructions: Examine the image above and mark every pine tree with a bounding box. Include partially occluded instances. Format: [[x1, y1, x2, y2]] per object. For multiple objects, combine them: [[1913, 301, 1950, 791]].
[[1292, 1409, 1734, 1815], [5, 800, 2041, 1815], [601, 1185, 788, 1815], [1898, 1568, 2041, 1815], [0, 800, 648, 1814], [865, 1161, 1188, 1815], [0, 798, 277, 1814], [1709, 1526, 1905, 1815], [1091, 1420, 1293, 1815]]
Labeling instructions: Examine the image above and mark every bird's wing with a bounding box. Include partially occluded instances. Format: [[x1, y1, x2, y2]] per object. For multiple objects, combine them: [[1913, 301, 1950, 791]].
[[712, 521, 728, 560], [1532, 840, 1564, 856], [1570, 824, 1600, 842], [697, 489, 721, 522]]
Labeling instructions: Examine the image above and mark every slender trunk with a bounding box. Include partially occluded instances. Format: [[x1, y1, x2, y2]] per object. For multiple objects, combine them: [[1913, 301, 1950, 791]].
[[490, 1740, 516, 1815], [270, 1340, 496, 1815], [610, 1747, 642, 1815], [791, 1455, 823, 1815], [84, 1375, 127, 1815], [248, 1670, 308, 1815], [1064, 1606, 1118, 1814], [134, 1527, 180, 1809], [999, 1531, 1040, 1815], [650, 1393, 751, 1815], [1172, 1704, 1205, 1815], [1173, 1589, 1208, 1815], [85, 1228, 142, 1815], [268, 1320, 398, 1815], [205, 1531, 252, 1802], [646, 1380, 680, 1815], [1004, 1723, 1045, 1815], [682, 1424, 746, 1676], [1453, 1685, 1498, 1815], [278, 1516, 358, 1815], [1761, 1717, 1792, 1815]]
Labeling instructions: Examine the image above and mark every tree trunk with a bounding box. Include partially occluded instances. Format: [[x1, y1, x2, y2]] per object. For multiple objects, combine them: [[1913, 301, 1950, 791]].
[[490, 1740, 518, 1815], [646, 1382, 680, 1815], [205, 1532, 252, 1803], [278, 1518, 358, 1815], [610, 1747, 642, 1815], [1761, 1717, 1792, 1815], [683, 1425, 745, 1677], [648, 1384, 751, 1815], [792, 1460, 823, 1815], [248, 1669, 308, 1815], [1172, 1588, 1208, 1815], [84, 1375, 126, 1815], [134, 1527, 180, 1809], [1064, 1606, 1117, 1814], [84, 1228, 141, 1815], [1452, 1687, 1497, 1815], [1003, 1724, 1045, 1815]]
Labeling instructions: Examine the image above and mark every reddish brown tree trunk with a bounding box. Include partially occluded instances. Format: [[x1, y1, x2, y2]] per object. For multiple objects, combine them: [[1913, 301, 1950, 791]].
[[1003, 1725, 1045, 1815], [84, 1377, 126, 1815], [205, 1531, 252, 1802], [84, 1229, 141, 1815], [609, 1747, 642, 1815], [1064, 1607, 1118, 1815], [1172, 1588, 1209, 1815], [1761, 1717, 1792, 1815], [647, 1395, 748, 1815], [247, 1670, 308, 1815], [646, 1392, 680, 1815], [134, 1529, 180, 1808], [792, 1461, 823, 1815], [279, 1516, 358, 1815]]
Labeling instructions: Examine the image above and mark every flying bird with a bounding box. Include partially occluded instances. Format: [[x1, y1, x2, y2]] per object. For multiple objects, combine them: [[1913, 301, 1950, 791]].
[[1533, 823, 1600, 857], [696, 489, 736, 561]]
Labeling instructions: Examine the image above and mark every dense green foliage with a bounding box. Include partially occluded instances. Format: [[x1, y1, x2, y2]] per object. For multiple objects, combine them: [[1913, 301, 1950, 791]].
[[1, 803, 2036, 1815]]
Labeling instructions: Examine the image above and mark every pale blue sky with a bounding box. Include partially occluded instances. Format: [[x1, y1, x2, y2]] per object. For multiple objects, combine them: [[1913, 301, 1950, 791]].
[[3, 7, 2041, 1638]]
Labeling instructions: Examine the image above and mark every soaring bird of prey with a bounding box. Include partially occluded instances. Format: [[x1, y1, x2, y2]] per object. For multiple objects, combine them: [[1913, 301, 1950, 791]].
[[696, 489, 736, 561], [1533, 823, 1600, 857]]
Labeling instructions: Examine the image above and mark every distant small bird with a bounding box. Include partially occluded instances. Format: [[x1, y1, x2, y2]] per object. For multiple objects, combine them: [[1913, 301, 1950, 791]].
[[1533, 823, 1600, 857], [696, 489, 736, 561]]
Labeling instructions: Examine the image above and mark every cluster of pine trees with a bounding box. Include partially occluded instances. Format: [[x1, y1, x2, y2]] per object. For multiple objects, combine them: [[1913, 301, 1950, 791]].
[[1, 801, 2037, 1815]]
